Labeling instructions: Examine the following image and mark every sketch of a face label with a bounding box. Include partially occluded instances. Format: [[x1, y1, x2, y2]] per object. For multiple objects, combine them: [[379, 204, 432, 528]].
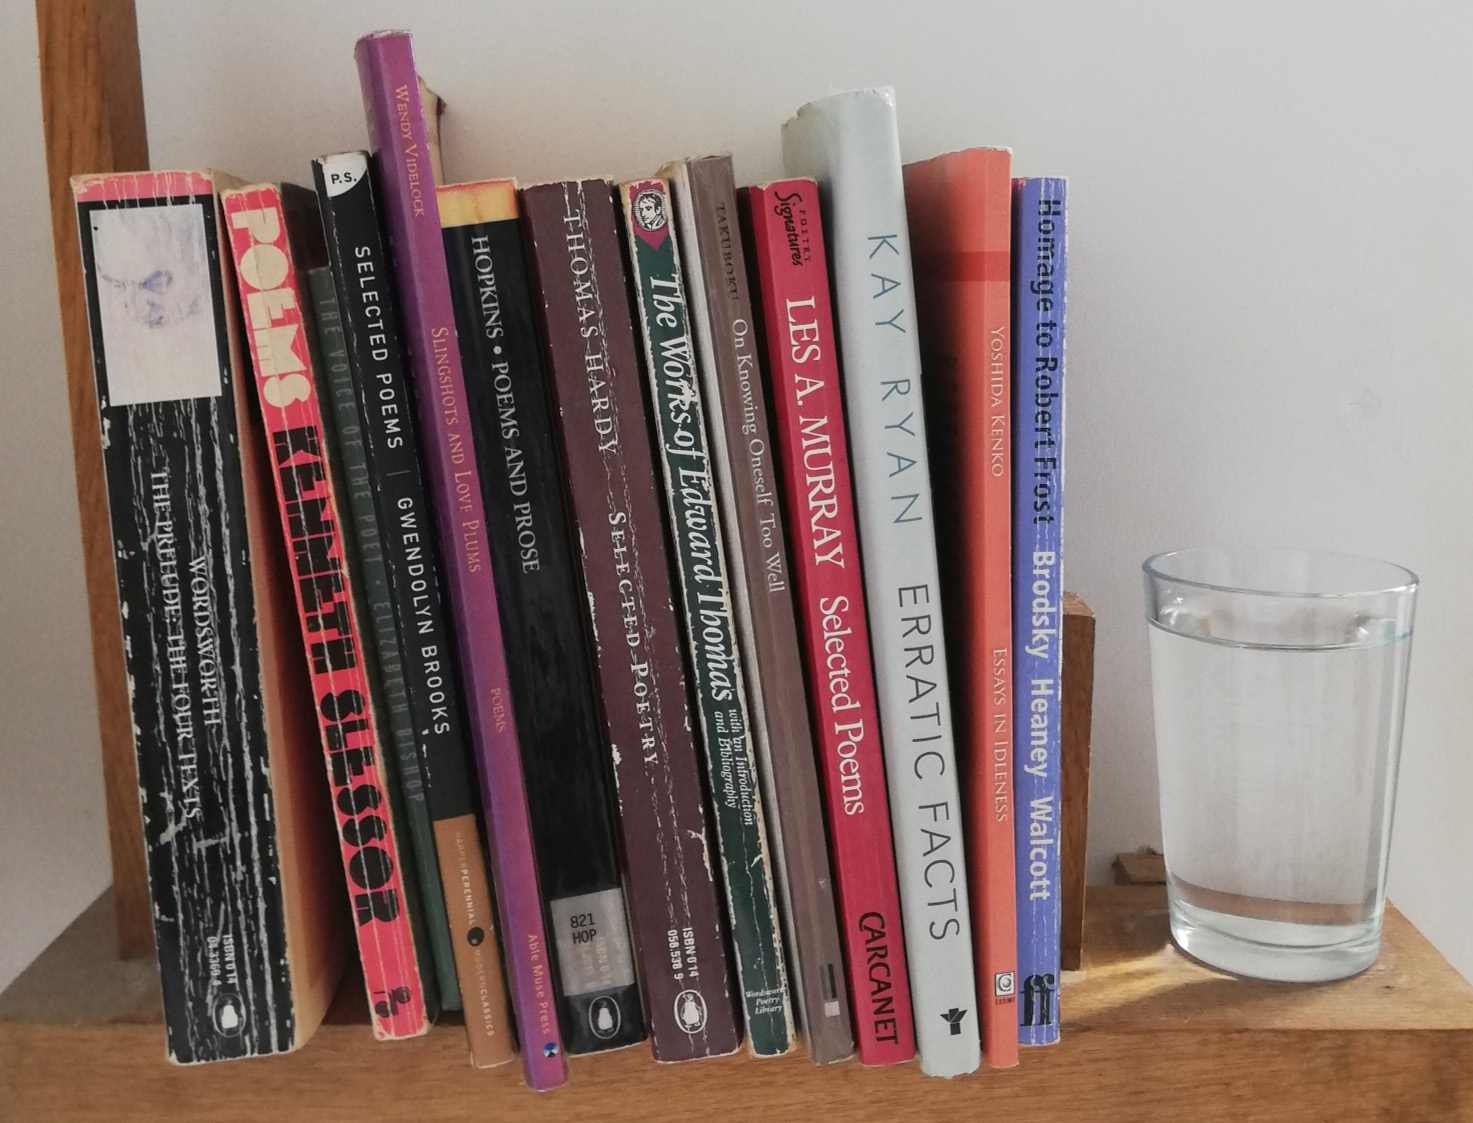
[[91, 201, 223, 406]]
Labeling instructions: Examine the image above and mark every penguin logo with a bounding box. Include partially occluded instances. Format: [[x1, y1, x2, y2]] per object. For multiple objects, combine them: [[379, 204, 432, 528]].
[[674, 989, 707, 1034], [212, 993, 244, 1036], [589, 996, 621, 1040]]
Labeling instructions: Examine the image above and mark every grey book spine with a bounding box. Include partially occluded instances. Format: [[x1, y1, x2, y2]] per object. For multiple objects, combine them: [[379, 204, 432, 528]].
[[784, 89, 981, 1078]]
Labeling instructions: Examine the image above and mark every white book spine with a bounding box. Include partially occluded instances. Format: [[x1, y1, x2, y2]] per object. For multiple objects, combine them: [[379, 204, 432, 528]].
[[783, 88, 980, 1078]]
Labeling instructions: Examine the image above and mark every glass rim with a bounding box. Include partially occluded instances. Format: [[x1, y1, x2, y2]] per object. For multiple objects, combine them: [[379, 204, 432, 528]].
[[1142, 547, 1419, 600]]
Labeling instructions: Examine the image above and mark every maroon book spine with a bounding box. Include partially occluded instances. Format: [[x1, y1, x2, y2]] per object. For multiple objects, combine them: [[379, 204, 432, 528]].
[[521, 180, 741, 1062], [744, 179, 916, 1065]]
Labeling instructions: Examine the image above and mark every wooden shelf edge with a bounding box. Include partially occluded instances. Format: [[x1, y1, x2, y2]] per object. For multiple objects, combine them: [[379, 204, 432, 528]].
[[6, 886, 1473, 1121], [4, 1018, 1471, 1122]]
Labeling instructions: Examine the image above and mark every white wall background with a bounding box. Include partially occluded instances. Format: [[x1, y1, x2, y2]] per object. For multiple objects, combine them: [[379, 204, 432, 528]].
[[4, 0, 1471, 990]]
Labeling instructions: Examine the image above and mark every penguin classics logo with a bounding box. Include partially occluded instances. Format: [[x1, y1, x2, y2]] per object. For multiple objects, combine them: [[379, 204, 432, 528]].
[[589, 995, 622, 1040], [674, 989, 707, 1034], [632, 189, 666, 234]]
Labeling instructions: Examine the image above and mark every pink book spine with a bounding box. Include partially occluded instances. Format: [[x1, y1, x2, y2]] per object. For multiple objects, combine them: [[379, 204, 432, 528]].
[[222, 183, 426, 1040]]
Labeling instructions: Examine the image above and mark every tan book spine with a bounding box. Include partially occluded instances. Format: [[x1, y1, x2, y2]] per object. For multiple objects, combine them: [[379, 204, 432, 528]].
[[667, 155, 853, 1064]]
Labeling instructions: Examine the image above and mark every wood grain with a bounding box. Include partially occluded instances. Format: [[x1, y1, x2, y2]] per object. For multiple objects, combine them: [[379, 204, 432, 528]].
[[5, 886, 1472, 1122], [1074, 886, 1473, 1031], [1059, 592, 1095, 970], [35, 0, 152, 959]]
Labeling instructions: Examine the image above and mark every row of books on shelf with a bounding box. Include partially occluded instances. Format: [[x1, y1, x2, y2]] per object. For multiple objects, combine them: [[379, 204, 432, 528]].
[[71, 30, 1067, 1089]]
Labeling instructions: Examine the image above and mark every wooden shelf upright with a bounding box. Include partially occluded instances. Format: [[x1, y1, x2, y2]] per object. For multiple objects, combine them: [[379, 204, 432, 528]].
[[14, 0, 1473, 1119]]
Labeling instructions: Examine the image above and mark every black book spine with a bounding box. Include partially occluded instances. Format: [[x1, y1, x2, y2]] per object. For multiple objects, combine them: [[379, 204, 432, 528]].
[[314, 156, 518, 1065], [442, 186, 646, 1055], [304, 266, 447, 1017], [75, 185, 291, 1062]]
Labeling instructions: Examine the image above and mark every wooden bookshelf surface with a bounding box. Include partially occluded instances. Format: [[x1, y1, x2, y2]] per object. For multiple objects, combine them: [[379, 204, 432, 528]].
[[4, 886, 1470, 1122]]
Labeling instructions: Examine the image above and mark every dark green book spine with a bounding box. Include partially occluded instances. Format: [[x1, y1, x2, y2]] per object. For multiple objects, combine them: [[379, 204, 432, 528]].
[[305, 267, 450, 1015], [619, 178, 794, 1057]]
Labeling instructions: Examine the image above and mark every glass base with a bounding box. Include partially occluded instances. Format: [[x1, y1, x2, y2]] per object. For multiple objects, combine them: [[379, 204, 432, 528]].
[[1169, 895, 1382, 983]]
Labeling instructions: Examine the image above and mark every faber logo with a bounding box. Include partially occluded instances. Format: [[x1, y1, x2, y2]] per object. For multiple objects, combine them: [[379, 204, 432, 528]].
[[1022, 973, 1056, 1027]]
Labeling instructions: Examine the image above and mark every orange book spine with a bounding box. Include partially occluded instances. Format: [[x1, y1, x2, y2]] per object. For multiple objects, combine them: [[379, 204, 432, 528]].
[[904, 148, 1019, 1068]]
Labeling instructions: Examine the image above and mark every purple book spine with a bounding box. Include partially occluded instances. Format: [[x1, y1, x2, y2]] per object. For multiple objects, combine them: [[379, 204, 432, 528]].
[[1011, 177, 1067, 1047], [355, 31, 567, 1088]]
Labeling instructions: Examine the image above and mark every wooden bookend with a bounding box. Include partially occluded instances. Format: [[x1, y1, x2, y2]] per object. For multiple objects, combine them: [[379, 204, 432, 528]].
[[1059, 592, 1095, 971], [36, 0, 152, 959], [1113, 851, 1167, 886]]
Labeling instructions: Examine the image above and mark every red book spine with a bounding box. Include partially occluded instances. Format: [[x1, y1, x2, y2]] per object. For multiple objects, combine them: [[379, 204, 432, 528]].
[[903, 148, 1019, 1068], [223, 184, 426, 1040], [745, 180, 915, 1065]]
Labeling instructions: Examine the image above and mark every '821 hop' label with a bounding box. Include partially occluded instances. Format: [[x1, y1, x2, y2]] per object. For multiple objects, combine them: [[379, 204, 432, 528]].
[[550, 889, 637, 999], [549, 888, 644, 1049]]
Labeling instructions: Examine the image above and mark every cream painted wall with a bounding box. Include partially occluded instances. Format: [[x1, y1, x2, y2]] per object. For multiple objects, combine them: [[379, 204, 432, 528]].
[[0, 8, 113, 991], [4, 0, 1470, 991]]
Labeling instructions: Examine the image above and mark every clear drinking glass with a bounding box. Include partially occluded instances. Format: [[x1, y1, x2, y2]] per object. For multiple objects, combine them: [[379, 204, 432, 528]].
[[1143, 548, 1417, 982]]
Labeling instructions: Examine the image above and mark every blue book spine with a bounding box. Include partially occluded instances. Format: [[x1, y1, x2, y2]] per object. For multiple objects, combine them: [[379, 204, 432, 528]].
[[1011, 178, 1068, 1046]]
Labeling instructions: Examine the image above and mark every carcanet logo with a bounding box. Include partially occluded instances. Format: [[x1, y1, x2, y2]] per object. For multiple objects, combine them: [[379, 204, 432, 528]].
[[940, 1007, 968, 1035]]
